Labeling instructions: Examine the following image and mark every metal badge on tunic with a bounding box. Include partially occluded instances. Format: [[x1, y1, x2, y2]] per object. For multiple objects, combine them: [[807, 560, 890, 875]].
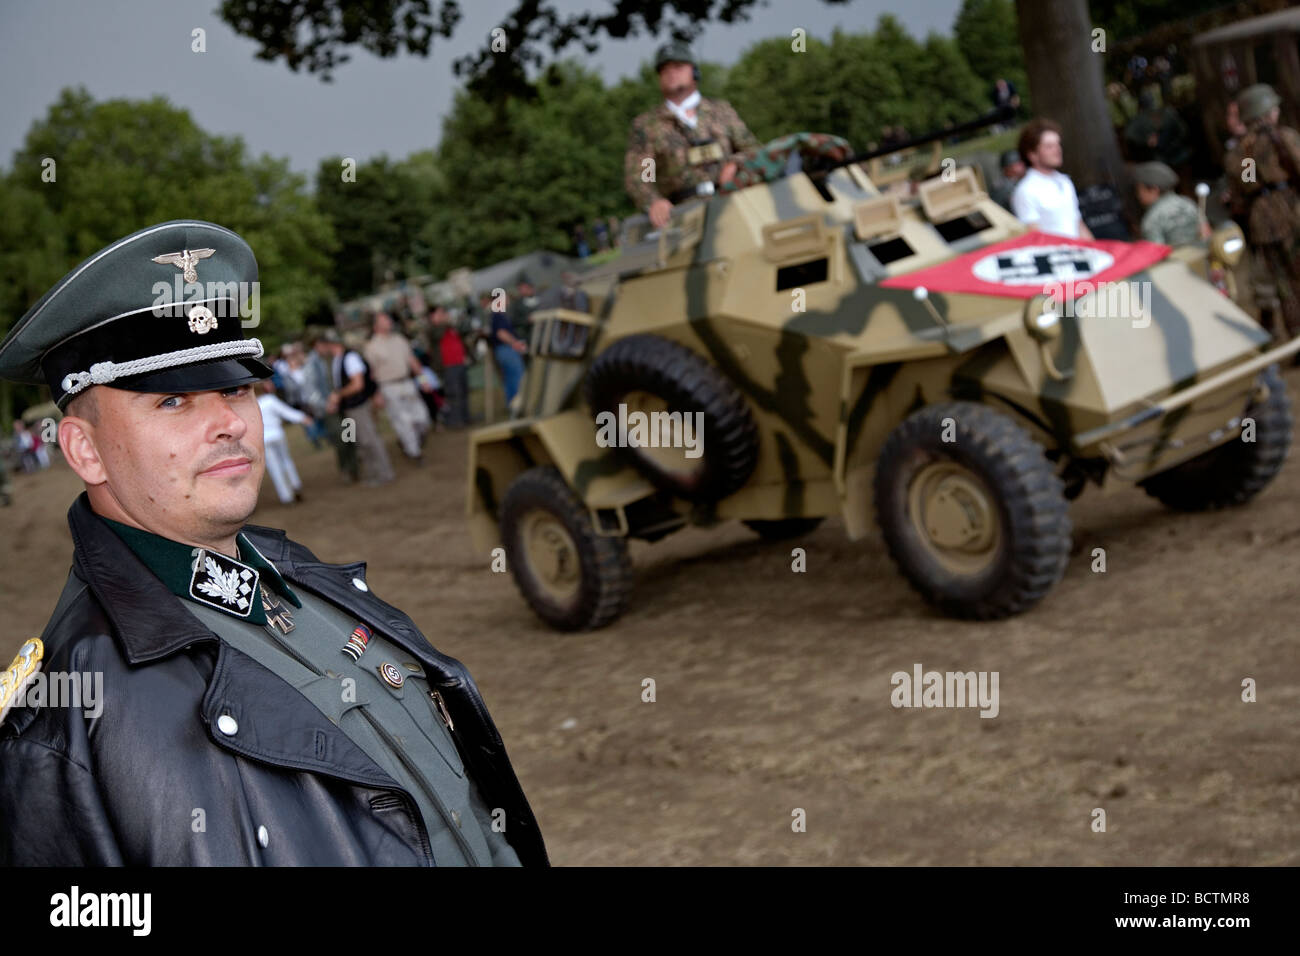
[[261, 589, 295, 634]]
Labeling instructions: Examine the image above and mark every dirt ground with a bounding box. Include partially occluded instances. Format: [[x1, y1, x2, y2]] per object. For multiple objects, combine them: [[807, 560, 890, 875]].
[[3, 380, 1298, 866]]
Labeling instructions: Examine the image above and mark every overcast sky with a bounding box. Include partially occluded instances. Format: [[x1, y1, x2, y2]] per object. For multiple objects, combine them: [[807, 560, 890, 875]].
[[0, 0, 964, 178]]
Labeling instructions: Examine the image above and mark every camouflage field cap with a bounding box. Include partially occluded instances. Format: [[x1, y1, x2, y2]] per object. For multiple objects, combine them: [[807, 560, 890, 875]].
[[1133, 161, 1178, 190], [1238, 83, 1281, 124], [0, 220, 270, 409], [999, 149, 1022, 170], [654, 41, 697, 72]]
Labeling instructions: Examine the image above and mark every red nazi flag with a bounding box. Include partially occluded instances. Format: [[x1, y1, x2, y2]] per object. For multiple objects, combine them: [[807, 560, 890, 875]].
[[877, 230, 1171, 300]]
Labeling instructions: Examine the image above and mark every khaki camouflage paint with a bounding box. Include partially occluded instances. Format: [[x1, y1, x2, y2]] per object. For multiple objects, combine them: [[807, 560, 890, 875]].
[[468, 155, 1289, 550]]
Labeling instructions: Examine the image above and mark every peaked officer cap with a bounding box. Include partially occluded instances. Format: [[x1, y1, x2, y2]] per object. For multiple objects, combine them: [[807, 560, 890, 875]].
[[0, 220, 271, 409]]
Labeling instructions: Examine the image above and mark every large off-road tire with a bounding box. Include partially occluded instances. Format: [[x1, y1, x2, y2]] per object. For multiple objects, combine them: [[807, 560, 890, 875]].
[[499, 466, 632, 631], [874, 402, 1072, 620], [583, 334, 759, 501], [742, 517, 825, 541], [1140, 365, 1292, 511]]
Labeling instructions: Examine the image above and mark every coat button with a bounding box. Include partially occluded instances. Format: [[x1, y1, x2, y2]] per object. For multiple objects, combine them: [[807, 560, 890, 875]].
[[351, 577, 368, 592], [257, 825, 269, 848], [217, 714, 238, 735]]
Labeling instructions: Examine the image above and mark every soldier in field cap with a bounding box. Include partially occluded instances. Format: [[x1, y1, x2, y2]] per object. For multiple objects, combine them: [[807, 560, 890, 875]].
[[624, 41, 760, 229], [1133, 161, 1205, 247], [0, 221, 546, 866]]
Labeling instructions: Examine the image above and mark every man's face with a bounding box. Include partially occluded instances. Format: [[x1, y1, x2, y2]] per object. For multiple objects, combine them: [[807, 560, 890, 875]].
[[658, 61, 695, 101], [74, 384, 265, 544], [1004, 159, 1025, 180], [373, 313, 393, 335], [1226, 102, 1246, 136], [1031, 131, 1063, 170], [1136, 183, 1160, 207]]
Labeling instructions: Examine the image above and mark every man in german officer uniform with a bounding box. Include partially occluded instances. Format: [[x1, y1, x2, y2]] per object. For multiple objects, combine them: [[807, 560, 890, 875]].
[[0, 220, 546, 866], [624, 42, 760, 229], [1225, 83, 1300, 341]]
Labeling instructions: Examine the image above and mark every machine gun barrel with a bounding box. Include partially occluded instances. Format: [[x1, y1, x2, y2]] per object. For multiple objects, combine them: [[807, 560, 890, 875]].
[[830, 106, 1017, 170]]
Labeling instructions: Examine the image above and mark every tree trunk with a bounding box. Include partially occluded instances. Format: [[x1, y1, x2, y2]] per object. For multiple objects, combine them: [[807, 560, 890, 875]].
[[1016, 0, 1128, 196], [0, 381, 12, 441]]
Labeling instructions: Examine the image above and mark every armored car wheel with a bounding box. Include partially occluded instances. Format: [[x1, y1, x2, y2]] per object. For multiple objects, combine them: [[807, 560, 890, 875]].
[[1140, 365, 1292, 511], [584, 334, 759, 501], [874, 403, 1072, 619], [742, 517, 825, 541], [500, 466, 632, 631]]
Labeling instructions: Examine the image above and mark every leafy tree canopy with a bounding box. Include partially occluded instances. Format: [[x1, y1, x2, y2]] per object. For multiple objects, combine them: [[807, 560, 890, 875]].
[[954, 0, 1028, 103], [1, 88, 337, 412], [218, 0, 850, 99]]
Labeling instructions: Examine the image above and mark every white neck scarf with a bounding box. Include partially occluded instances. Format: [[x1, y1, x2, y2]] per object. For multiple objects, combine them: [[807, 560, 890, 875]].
[[666, 90, 701, 130]]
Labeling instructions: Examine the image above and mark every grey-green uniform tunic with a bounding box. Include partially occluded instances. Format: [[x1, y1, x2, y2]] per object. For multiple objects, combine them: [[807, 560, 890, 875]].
[[1140, 191, 1202, 247], [101, 517, 519, 867]]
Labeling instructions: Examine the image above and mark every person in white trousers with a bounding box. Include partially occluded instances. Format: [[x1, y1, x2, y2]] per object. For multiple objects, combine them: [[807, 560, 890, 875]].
[[257, 381, 314, 504]]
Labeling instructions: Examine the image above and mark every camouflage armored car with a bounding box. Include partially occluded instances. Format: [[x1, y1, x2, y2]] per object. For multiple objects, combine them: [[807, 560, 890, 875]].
[[466, 139, 1298, 631]]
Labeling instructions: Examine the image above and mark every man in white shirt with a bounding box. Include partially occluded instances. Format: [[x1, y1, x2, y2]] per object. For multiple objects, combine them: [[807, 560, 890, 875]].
[[1011, 118, 1094, 239], [257, 381, 313, 504]]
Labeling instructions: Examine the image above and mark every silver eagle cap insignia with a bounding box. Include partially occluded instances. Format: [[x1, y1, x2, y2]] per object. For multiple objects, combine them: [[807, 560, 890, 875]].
[[152, 247, 216, 284]]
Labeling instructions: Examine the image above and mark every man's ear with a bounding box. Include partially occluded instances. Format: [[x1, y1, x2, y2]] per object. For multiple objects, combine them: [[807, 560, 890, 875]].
[[58, 415, 107, 485]]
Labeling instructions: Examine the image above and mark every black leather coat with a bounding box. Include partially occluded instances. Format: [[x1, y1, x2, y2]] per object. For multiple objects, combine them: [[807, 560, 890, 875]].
[[0, 494, 547, 866]]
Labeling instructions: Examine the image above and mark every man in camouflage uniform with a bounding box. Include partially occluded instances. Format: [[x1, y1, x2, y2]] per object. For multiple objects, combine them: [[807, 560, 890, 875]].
[[1135, 161, 1205, 247], [1225, 83, 1300, 339], [624, 42, 759, 228]]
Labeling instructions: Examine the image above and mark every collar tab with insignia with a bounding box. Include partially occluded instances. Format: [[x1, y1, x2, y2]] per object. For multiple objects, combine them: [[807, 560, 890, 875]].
[[189, 548, 258, 617], [99, 517, 301, 627]]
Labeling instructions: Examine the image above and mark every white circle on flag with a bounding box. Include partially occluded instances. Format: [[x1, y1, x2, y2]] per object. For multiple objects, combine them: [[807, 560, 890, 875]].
[[971, 244, 1114, 286]]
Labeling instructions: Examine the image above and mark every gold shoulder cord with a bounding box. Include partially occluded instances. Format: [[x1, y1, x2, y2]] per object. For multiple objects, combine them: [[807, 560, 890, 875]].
[[0, 639, 45, 726]]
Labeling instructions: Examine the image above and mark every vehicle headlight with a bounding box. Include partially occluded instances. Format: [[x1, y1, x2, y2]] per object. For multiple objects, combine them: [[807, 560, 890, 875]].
[[1023, 294, 1062, 340], [1211, 224, 1245, 267]]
